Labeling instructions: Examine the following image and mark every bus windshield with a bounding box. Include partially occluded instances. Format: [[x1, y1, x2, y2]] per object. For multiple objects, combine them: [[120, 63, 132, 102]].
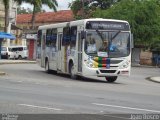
[[84, 31, 130, 58]]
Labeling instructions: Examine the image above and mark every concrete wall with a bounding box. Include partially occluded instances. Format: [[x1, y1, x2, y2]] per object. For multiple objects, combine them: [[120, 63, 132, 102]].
[[132, 48, 141, 65], [140, 51, 153, 65]]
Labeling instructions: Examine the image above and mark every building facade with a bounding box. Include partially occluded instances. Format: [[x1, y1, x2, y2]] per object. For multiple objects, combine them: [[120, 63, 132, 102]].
[[0, 1, 5, 31], [0, 0, 20, 46], [16, 10, 74, 60]]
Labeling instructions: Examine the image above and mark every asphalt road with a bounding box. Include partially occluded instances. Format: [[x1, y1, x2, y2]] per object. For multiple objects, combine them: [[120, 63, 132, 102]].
[[0, 64, 160, 117]]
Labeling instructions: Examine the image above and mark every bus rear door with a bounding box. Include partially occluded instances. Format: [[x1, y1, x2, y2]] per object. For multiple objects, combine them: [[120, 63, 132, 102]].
[[57, 33, 62, 71], [41, 33, 46, 68]]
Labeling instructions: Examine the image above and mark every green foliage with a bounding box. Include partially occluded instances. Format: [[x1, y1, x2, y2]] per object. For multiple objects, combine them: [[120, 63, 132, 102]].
[[69, 0, 90, 19], [17, 7, 47, 14], [69, 0, 82, 15], [69, 0, 121, 19], [22, 0, 58, 13], [2, 0, 25, 31], [22, 0, 58, 28], [92, 0, 160, 50], [91, 0, 121, 10], [17, 7, 33, 14]]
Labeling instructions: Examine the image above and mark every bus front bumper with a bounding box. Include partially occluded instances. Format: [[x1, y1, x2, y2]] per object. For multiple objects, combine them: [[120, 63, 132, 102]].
[[83, 66, 130, 77]]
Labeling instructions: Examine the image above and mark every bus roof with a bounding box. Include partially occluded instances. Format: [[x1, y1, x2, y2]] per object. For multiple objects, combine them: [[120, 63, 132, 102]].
[[38, 18, 129, 30]]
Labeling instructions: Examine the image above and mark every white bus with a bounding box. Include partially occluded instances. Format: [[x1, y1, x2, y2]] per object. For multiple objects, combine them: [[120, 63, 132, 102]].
[[37, 18, 132, 82]]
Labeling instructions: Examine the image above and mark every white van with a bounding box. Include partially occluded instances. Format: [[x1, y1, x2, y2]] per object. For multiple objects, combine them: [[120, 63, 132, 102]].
[[9, 46, 28, 59], [1, 46, 28, 59]]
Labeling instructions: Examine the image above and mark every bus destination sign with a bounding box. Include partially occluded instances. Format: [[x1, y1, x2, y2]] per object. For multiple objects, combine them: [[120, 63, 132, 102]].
[[86, 21, 130, 30]]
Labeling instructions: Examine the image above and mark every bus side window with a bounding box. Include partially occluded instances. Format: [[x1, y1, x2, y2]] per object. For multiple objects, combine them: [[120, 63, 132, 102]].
[[62, 27, 70, 46], [51, 28, 57, 48], [46, 29, 52, 46], [37, 30, 42, 47], [70, 26, 77, 49]]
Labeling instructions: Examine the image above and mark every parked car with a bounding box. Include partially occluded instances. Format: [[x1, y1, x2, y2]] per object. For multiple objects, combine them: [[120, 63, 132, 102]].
[[1, 46, 13, 59]]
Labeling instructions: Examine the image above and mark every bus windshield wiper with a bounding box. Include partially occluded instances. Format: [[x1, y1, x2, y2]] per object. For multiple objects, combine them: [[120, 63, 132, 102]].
[[111, 30, 121, 41], [96, 29, 103, 41]]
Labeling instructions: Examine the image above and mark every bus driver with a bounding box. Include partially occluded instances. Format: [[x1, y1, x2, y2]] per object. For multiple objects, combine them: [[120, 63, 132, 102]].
[[99, 40, 108, 52]]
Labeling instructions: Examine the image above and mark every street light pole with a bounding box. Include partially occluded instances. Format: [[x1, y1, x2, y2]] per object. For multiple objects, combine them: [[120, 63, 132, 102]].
[[82, 0, 84, 19]]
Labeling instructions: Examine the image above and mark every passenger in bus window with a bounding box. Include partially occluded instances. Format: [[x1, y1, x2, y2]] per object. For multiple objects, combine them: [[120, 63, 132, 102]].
[[87, 38, 97, 53], [109, 43, 118, 52]]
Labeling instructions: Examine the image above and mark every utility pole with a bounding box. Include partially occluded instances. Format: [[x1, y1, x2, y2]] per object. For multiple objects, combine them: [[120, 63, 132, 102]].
[[82, 0, 84, 19], [6, 0, 12, 46]]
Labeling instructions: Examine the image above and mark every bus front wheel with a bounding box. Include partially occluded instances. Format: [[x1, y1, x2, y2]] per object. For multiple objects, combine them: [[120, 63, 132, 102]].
[[69, 63, 77, 79], [105, 76, 117, 83]]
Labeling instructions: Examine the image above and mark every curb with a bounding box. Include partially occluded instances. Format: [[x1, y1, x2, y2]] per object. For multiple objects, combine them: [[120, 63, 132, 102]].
[[132, 65, 158, 68], [147, 77, 160, 83], [0, 61, 36, 65], [0, 60, 36, 76]]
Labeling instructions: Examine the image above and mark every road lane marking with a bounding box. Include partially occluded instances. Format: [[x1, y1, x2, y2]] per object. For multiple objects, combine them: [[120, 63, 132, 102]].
[[92, 103, 160, 113], [18, 104, 62, 111], [17, 81, 23, 82]]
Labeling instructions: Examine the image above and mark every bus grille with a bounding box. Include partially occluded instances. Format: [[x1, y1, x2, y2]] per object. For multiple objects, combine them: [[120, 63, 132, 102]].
[[110, 60, 123, 64], [100, 70, 116, 73]]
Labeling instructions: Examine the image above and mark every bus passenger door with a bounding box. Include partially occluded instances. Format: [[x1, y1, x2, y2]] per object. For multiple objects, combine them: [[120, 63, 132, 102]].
[[41, 34, 46, 68], [57, 33, 62, 71], [77, 32, 83, 73]]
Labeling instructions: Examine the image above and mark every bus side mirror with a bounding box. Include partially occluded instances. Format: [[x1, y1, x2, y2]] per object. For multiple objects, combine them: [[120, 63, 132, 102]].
[[81, 31, 86, 39], [131, 34, 134, 48]]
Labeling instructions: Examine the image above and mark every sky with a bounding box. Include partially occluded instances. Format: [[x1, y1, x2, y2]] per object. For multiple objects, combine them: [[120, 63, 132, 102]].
[[21, 0, 74, 11]]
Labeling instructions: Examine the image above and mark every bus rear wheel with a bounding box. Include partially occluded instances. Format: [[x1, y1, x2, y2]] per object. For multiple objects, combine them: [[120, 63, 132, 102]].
[[69, 63, 77, 79], [45, 60, 51, 73], [105, 76, 117, 83], [18, 55, 22, 60]]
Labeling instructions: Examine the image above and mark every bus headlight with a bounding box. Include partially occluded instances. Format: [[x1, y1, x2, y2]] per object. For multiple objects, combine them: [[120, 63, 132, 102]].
[[119, 61, 130, 69], [89, 63, 94, 67], [84, 60, 97, 68]]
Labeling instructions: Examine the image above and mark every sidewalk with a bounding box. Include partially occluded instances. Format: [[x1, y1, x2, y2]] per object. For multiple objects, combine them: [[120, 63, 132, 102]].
[[148, 77, 160, 83], [132, 63, 160, 68], [0, 59, 36, 65], [0, 59, 36, 75], [132, 64, 160, 83]]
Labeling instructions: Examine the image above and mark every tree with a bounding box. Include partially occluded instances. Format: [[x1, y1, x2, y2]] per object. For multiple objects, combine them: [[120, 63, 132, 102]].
[[69, 0, 121, 19], [69, 0, 86, 19], [2, 0, 24, 32], [23, 0, 58, 29], [90, 0, 121, 10], [17, 7, 33, 14], [17, 6, 46, 14], [92, 0, 160, 50]]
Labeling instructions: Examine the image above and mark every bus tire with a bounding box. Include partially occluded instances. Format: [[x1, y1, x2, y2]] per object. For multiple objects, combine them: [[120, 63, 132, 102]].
[[69, 63, 77, 79], [105, 76, 117, 83], [18, 55, 22, 60], [7, 55, 10, 59], [45, 60, 51, 73]]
